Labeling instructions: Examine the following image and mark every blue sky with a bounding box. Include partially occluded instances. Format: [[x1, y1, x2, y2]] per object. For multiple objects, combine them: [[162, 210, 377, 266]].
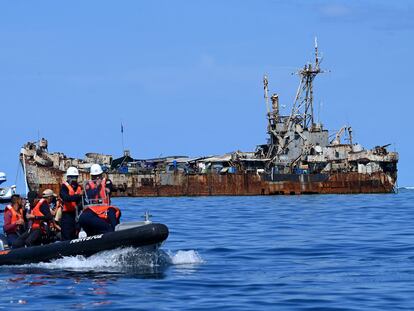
[[0, 0, 413, 188]]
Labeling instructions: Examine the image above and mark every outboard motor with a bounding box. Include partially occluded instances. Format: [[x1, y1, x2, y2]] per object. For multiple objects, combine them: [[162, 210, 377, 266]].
[[0, 234, 8, 250]]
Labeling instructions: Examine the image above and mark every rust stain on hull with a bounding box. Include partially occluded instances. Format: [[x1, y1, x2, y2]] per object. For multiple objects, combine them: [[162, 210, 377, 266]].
[[34, 171, 395, 197]]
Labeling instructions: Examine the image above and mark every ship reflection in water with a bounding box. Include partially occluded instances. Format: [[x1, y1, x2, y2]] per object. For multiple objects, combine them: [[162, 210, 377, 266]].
[[20, 40, 398, 196]]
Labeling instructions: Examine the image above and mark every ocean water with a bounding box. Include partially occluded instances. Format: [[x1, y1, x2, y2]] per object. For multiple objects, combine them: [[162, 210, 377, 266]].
[[1, 190, 414, 310]]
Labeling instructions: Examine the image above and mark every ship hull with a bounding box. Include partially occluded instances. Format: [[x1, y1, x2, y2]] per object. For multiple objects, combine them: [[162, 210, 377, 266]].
[[24, 163, 396, 196]]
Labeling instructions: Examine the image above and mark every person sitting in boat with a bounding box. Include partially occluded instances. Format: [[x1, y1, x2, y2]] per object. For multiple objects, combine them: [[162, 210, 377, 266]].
[[3, 194, 26, 247], [13, 189, 60, 248], [50, 195, 63, 240], [27, 190, 40, 210], [78, 203, 121, 236], [84, 164, 113, 205], [60, 166, 83, 240]]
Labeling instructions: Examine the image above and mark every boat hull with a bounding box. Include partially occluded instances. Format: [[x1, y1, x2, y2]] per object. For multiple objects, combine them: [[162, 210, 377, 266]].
[[0, 223, 169, 266]]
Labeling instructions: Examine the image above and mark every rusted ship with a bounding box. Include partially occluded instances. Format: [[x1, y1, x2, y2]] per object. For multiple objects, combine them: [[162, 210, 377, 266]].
[[20, 41, 398, 196]]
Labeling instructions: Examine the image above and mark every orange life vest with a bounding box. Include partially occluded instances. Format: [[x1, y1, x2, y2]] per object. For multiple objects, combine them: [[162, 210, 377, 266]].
[[4, 205, 23, 232], [85, 205, 121, 221], [8, 207, 23, 224], [62, 181, 82, 212], [88, 178, 109, 205], [31, 198, 48, 230]]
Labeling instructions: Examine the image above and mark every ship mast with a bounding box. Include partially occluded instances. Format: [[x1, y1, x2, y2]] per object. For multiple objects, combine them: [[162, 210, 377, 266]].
[[287, 37, 324, 131]]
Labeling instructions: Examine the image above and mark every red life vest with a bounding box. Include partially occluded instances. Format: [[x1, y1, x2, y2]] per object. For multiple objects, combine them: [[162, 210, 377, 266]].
[[62, 181, 82, 212], [88, 178, 109, 205], [31, 198, 48, 230], [85, 205, 121, 221]]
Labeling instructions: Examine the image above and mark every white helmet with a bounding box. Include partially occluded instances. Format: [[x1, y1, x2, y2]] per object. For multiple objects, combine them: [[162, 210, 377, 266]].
[[90, 164, 103, 176], [66, 166, 79, 177]]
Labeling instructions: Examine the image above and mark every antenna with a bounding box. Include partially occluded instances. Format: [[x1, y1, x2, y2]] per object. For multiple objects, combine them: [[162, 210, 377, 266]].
[[120, 121, 125, 154], [318, 101, 323, 124], [263, 74, 270, 114]]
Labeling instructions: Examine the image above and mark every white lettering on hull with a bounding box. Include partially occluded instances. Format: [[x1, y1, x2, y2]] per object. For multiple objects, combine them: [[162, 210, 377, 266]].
[[70, 234, 103, 244]]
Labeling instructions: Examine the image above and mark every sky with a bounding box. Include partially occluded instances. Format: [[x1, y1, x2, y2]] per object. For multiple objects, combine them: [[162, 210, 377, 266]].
[[0, 0, 413, 189]]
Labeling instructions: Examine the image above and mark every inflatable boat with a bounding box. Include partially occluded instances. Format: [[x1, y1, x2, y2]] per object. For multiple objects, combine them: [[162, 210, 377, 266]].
[[0, 221, 169, 266]]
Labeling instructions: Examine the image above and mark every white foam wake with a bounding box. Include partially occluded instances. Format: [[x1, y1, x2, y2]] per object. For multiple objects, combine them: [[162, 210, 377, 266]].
[[34, 247, 138, 270], [167, 250, 204, 265], [17, 248, 203, 271]]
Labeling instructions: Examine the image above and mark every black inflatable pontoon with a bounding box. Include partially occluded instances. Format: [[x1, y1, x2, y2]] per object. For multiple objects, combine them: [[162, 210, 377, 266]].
[[0, 223, 169, 266]]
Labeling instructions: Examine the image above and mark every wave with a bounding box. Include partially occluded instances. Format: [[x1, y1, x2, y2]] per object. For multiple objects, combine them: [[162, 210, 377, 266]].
[[15, 248, 203, 272], [399, 186, 414, 190]]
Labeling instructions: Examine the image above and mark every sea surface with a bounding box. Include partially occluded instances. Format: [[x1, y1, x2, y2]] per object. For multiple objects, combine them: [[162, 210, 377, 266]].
[[1, 189, 414, 310]]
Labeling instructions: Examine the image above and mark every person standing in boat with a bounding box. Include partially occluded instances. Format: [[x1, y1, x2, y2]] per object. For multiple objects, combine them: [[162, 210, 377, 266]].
[[85, 164, 113, 205], [60, 166, 83, 240], [3, 194, 26, 247], [79, 164, 120, 236], [13, 189, 58, 248]]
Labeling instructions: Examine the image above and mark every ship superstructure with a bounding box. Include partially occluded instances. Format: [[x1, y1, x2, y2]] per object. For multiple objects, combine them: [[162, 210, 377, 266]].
[[256, 39, 397, 185]]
